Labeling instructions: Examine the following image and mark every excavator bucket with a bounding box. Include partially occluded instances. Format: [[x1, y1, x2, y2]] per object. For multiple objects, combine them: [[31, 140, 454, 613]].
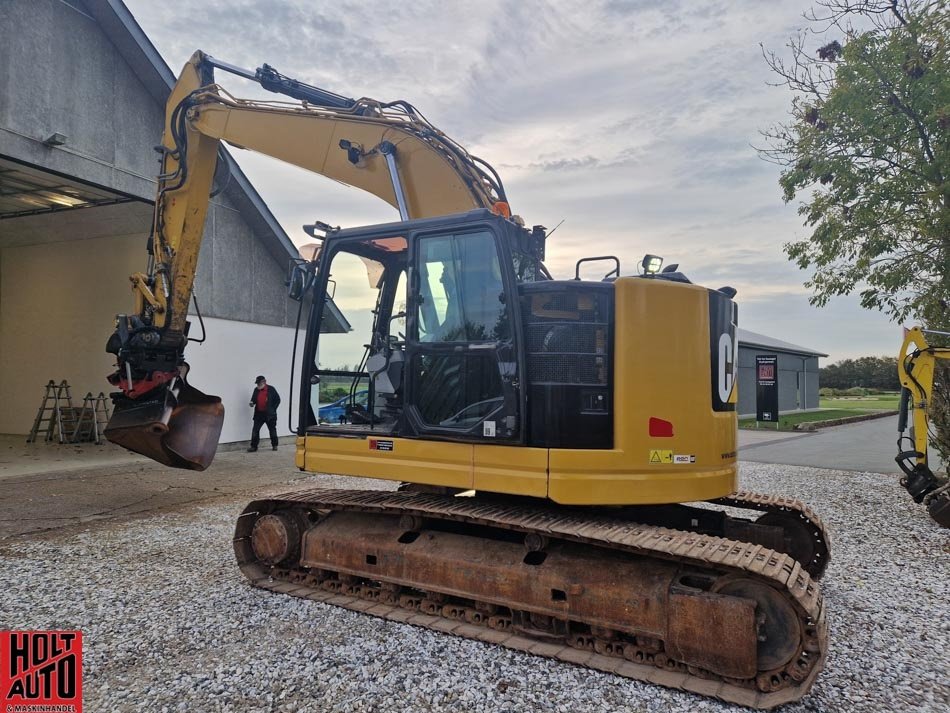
[[104, 371, 224, 471]]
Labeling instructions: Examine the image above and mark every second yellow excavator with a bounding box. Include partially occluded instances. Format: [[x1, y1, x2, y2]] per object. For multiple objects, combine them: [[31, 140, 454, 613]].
[[104, 51, 830, 708], [896, 327, 950, 527]]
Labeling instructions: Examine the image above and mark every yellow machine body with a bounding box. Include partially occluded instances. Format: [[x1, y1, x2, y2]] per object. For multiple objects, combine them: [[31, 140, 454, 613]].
[[298, 277, 737, 505]]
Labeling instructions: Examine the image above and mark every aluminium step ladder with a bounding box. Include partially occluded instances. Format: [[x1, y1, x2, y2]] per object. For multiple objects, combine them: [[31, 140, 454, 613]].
[[26, 380, 75, 444], [71, 392, 112, 445]]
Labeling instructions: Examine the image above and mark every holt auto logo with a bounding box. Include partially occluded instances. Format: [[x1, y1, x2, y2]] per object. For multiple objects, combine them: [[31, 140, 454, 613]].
[[1, 631, 82, 713]]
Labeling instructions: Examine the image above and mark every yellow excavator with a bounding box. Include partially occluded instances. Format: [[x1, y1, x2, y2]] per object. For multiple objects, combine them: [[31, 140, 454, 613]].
[[104, 51, 830, 708], [896, 327, 950, 527]]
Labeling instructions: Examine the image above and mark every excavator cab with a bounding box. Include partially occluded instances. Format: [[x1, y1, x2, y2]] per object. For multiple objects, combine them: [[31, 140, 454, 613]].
[[302, 210, 538, 445], [298, 207, 741, 508]]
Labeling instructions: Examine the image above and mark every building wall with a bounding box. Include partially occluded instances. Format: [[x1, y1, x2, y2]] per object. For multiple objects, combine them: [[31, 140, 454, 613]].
[[0, 229, 306, 440], [0, 0, 312, 440], [0, 0, 160, 200], [0, 0, 300, 329], [183, 317, 306, 443], [737, 348, 821, 417], [194, 198, 301, 329], [0, 231, 142, 435]]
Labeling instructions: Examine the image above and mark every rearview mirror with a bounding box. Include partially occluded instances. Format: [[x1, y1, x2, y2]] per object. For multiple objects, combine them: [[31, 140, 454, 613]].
[[287, 263, 312, 301]]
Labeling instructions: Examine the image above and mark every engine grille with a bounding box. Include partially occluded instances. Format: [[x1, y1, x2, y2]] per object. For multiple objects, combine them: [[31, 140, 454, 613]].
[[521, 288, 611, 386], [527, 353, 608, 385]]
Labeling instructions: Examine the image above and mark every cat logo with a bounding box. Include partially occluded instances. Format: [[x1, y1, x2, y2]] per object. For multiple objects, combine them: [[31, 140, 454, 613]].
[[709, 291, 738, 412], [718, 331, 736, 404]]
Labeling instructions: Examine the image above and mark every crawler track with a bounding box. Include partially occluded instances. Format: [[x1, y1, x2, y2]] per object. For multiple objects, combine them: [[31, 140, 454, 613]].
[[234, 488, 827, 709], [712, 490, 830, 579]]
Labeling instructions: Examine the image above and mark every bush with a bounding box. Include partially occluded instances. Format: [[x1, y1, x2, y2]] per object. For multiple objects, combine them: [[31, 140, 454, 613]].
[[319, 386, 349, 402], [845, 387, 867, 397], [819, 387, 836, 397]]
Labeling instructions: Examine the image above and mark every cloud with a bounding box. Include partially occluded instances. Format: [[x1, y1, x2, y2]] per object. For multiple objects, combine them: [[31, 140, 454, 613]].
[[123, 0, 900, 363]]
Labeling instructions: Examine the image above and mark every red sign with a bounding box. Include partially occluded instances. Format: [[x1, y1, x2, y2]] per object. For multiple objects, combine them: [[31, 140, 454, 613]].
[[758, 363, 775, 380], [1, 631, 82, 712]]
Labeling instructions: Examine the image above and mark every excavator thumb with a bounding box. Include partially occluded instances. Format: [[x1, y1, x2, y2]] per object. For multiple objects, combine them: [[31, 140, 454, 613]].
[[105, 366, 224, 471]]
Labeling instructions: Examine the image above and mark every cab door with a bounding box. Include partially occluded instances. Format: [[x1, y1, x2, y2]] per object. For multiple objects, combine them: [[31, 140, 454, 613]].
[[405, 227, 521, 443]]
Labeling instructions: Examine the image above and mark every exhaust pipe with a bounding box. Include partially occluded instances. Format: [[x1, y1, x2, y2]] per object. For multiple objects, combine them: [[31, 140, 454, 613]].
[[105, 365, 224, 471]]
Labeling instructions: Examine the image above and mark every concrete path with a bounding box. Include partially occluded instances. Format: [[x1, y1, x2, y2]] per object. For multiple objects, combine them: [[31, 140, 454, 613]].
[[0, 446, 311, 538], [739, 414, 945, 475], [0, 434, 296, 479], [0, 435, 147, 478], [736, 427, 805, 449]]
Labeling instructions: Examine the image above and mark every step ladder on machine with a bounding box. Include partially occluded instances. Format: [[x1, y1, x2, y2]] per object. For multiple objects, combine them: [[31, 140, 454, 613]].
[[71, 392, 112, 445], [26, 380, 76, 444]]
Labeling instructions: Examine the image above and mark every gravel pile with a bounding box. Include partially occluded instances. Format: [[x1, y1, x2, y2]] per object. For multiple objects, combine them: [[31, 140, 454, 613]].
[[1, 463, 948, 712]]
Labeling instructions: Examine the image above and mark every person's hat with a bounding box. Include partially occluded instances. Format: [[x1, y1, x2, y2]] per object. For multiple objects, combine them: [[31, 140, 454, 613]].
[[255, 375, 266, 383]]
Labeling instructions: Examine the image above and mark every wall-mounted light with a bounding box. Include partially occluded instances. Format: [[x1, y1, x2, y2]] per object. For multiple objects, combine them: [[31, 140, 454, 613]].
[[43, 133, 67, 147], [641, 254, 663, 274], [42, 191, 85, 207]]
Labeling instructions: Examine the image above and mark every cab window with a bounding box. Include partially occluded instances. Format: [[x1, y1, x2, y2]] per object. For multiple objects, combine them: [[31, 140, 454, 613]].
[[416, 231, 509, 342]]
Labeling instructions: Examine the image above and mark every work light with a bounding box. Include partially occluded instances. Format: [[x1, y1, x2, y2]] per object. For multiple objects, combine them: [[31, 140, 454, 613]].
[[641, 254, 663, 274]]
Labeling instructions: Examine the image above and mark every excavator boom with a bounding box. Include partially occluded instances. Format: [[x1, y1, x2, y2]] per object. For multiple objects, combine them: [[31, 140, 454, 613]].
[[104, 51, 508, 469]]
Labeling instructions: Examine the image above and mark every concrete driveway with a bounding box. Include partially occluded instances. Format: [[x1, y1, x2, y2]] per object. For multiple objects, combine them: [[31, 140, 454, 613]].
[[739, 414, 945, 475], [0, 443, 309, 538]]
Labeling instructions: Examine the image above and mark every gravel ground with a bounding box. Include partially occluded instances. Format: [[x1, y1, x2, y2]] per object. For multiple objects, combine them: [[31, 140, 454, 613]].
[[1, 463, 948, 713]]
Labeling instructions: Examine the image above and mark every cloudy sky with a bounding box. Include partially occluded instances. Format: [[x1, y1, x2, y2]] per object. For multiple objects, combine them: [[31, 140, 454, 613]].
[[124, 0, 901, 363]]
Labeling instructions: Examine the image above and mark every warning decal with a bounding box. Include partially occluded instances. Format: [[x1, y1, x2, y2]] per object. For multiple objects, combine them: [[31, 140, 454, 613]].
[[369, 439, 394, 452], [673, 454, 697, 464], [648, 449, 673, 464]]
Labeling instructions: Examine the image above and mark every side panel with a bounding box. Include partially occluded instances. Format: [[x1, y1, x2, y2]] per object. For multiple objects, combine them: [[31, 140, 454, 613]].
[[302, 435, 473, 489], [549, 278, 737, 505], [473, 445, 548, 498], [520, 282, 613, 449], [296, 436, 306, 470]]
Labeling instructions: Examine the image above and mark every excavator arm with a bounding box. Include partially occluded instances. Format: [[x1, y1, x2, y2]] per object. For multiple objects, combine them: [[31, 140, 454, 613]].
[[104, 50, 509, 470], [896, 326, 950, 526]]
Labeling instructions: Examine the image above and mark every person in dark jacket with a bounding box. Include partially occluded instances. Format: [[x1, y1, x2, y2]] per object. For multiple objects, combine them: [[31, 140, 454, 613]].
[[248, 375, 280, 452]]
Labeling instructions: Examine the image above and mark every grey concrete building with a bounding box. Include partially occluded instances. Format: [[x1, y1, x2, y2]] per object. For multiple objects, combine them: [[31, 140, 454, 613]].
[[0, 0, 344, 441], [736, 329, 827, 418]]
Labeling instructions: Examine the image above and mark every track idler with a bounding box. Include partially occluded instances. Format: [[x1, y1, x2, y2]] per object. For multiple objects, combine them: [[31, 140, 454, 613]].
[[105, 366, 224, 471]]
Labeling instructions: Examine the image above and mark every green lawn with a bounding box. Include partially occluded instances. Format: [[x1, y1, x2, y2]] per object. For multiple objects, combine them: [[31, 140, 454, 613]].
[[739, 393, 900, 431], [739, 409, 873, 430], [819, 394, 900, 411]]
